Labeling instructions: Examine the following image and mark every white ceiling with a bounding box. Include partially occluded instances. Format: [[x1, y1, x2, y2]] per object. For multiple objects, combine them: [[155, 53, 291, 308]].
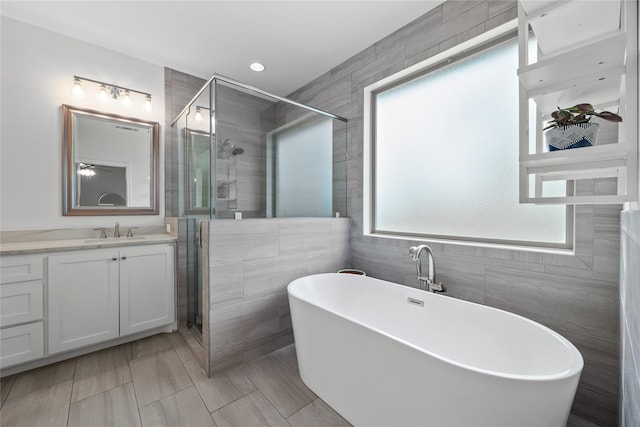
[[0, 1, 444, 96]]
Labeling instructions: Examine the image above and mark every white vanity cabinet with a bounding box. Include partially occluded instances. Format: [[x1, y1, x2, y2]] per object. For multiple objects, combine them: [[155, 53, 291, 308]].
[[48, 249, 120, 354], [119, 245, 175, 336], [48, 243, 175, 355], [0, 254, 45, 368]]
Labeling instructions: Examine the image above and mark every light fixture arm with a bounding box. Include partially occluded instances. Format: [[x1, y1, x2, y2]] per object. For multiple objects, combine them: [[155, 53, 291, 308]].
[[73, 75, 151, 98]]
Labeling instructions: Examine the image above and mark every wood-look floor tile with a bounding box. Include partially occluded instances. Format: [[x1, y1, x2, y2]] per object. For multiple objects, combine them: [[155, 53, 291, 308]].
[[8, 358, 76, 400], [68, 383, 141, 427], [242, 353, 315, 418], [130, 334, 173, 360], [567, 414, 600, 427], [287, 398, 352, 427], [1, 375, 16, 408], [183, 358, 255, 412], [271, 344, 297, 369], [139, 386, 215, 427], [72, 344, 132, 403], [130, 349, 192, 407], [211, 390, 289, 427], [166, 331, 195, 364], [0, 380, 72, 427]]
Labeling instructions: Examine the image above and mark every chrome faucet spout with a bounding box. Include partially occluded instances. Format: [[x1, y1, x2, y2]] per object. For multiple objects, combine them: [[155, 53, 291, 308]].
[[408, 244, 443, 292], [114, 221, 120, 238]]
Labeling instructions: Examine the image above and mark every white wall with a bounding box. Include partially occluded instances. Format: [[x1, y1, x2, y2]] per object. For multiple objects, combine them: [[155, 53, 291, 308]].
[[0, 17, 165, 230]]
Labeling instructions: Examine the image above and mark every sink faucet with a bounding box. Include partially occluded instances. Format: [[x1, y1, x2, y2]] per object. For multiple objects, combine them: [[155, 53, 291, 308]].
[[409, 244, 445, 293], [114, 221, 120, 238]]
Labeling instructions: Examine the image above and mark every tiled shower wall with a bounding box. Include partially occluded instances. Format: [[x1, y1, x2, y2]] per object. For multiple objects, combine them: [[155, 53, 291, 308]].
[[621, 210, 640, 427], [215, 83, 272, 218], [164, 68, 206, 218], [284, 1, 621, 425], [164, 69, 206, 330], [205, 218, 351, 373]]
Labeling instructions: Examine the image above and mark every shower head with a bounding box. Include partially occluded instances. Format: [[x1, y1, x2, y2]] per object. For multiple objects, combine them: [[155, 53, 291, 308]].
[[232, 147, 244, 155]]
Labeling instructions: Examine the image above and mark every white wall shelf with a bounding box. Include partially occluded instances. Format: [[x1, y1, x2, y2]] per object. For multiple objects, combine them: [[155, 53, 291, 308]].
[[518, 0, 638, 205]]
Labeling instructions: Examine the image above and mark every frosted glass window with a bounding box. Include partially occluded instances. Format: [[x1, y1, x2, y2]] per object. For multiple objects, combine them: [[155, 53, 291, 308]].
[[373, 37, 568, 246], [274, 117, 332, 217]]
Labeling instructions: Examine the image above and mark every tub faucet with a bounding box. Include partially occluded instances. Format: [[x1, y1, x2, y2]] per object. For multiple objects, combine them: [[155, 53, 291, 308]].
[[409, 244, 445, 293]]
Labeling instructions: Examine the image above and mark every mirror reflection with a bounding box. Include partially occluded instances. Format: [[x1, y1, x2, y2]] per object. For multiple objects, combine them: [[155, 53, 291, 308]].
[[62, 105, 159, 215], [186, 130, 211, 213]]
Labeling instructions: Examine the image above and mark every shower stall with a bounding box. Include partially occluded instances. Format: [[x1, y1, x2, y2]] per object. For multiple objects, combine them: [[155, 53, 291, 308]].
[[171, 75, 347, 344]]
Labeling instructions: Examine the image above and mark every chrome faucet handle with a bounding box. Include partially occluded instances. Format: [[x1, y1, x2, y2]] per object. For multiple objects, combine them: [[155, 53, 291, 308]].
[[126, 227, 138, 238], [431, 282, 446, 293], [114, 221, 120, 238], [93, 228, 108, 239]]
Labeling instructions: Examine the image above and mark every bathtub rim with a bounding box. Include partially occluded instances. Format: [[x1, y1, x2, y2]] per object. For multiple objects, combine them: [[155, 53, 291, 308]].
[[288, 273, 584, 382]]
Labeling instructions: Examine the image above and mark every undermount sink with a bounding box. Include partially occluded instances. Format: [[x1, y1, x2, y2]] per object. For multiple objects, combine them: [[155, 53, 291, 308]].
[[83, 236, 147, 243]]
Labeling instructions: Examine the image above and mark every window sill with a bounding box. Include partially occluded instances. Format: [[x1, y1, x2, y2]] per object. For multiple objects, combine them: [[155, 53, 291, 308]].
[[364, 230, 575, 256]]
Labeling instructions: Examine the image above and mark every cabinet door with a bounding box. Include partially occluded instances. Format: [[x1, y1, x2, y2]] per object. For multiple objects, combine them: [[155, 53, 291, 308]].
[[48, 249, 119, 354], [0, 322, 44, 368], [119, 244, 175, 336]]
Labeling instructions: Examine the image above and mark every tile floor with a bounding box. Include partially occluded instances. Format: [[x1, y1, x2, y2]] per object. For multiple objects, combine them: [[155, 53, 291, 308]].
[[0, 332, 350, 427], [0, 332, 600, 427]]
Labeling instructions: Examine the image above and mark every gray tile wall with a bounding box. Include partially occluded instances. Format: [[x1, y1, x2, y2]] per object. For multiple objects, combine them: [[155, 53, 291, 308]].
[[164, 69, 205, 332], [621, 210, 640, 427], [164, 68, 207, 217], [284, 1, 621, 425], [215, 83, 275, 218], [206, 218, 351, 373]]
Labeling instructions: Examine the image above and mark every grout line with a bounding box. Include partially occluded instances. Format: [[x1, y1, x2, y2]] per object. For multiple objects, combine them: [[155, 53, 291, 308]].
[[62, 379, 73, 427], [70, 378, 133, 405], [286, 398, 315, 422], [0, 375, 17, 407]]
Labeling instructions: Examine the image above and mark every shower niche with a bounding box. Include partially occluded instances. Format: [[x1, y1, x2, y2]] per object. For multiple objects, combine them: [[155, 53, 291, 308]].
[[215, 140, 239, 211]]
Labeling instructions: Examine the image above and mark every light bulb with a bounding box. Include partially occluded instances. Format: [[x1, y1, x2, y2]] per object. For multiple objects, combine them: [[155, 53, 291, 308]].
[[98, 85, 108, 102], [195, 107, 202, 122], [72, 78, 83, 98], [144, 95, 152, 112], [78, 166, 96, 177], [122, 91, 131, 107]]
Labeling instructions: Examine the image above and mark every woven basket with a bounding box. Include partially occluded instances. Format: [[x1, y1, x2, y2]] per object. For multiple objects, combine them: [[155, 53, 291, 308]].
[[544, 122, 600, 151]]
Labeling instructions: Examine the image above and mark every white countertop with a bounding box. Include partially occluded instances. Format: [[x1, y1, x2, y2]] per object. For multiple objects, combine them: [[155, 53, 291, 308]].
[[0, 233, 177, 255]]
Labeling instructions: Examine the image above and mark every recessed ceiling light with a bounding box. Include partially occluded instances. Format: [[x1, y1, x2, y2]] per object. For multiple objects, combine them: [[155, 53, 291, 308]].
[[250, 62, 265, 72]]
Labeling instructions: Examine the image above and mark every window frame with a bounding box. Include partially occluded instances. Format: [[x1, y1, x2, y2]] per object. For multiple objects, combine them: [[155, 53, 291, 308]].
[[363, 20, 574, 251]]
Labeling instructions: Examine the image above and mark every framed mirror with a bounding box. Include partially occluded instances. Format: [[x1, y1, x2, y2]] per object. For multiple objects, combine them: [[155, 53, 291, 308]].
[[62, 105, 159, 215]]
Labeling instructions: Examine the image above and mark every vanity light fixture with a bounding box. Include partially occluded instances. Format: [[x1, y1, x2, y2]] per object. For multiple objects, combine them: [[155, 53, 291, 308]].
[[71, 76, 153, 112], [72, 77, 84, 98], [144, 95, 152, 112], [78, 163, 96, 177], [250, 62, 265, 72], [98, 85, 109, 102], [122, 91, 131, 108], [192, 105, 215, 130]]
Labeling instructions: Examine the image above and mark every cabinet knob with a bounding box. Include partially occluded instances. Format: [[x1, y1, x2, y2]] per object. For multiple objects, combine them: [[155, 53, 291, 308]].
[[111, 257, 118, 261], [121, 256, 127, 260]]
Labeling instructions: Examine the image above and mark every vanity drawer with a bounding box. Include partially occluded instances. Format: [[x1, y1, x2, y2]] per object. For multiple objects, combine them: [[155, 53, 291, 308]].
[[0, 254, 44, 284], [0, 280, 43, 327], [0, 322, 44, 368]]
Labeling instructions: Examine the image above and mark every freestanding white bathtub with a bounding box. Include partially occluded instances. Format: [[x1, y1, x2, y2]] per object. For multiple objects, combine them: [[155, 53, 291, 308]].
[[288, 273, 583, 427]]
